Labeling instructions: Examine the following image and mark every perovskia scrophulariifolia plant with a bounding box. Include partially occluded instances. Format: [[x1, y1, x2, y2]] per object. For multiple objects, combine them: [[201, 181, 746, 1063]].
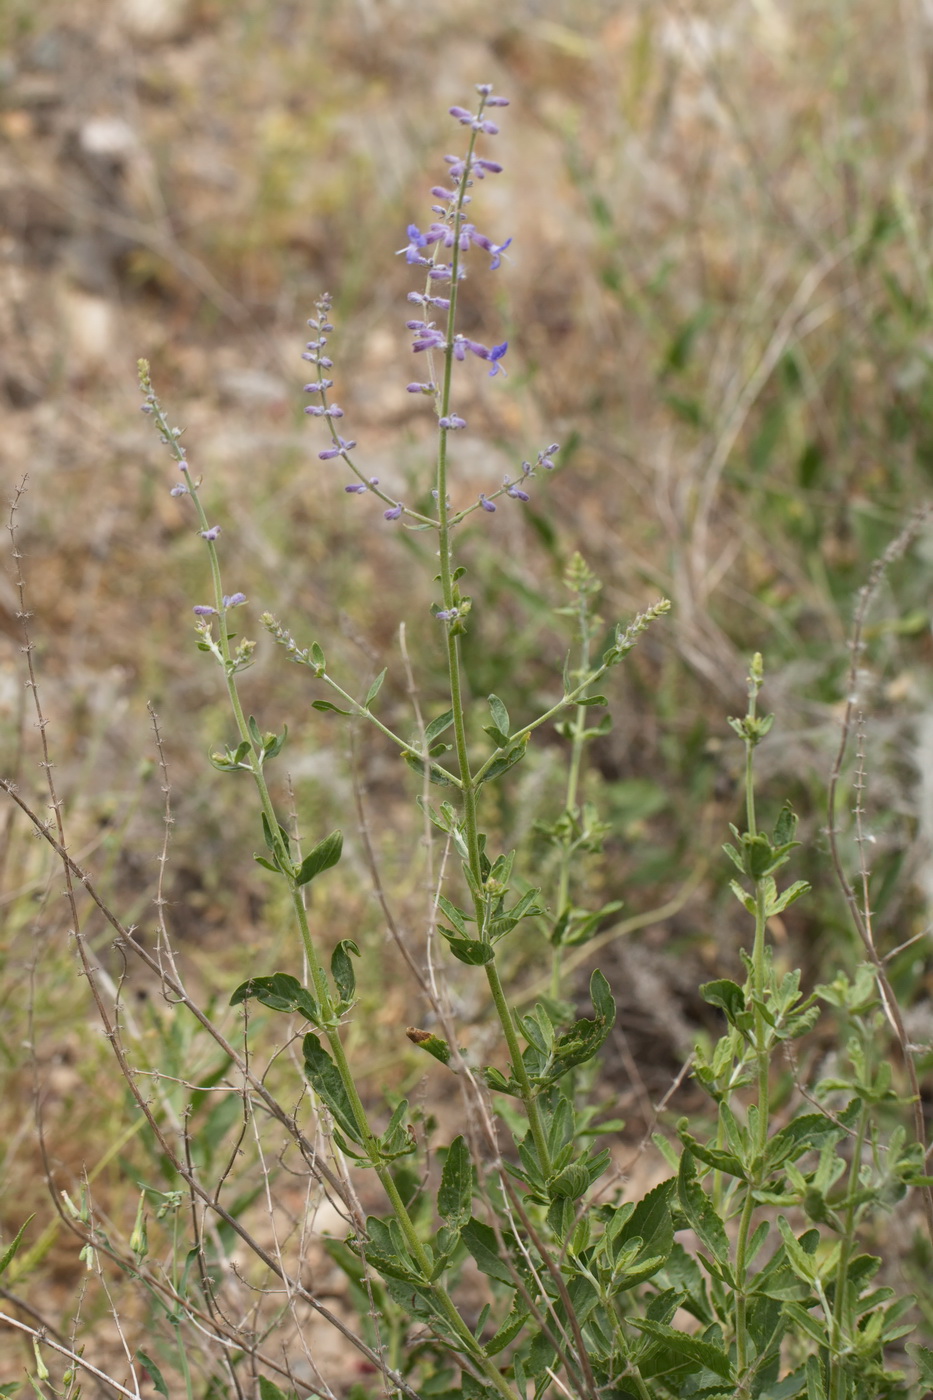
[[2, 84, 933, 1400]]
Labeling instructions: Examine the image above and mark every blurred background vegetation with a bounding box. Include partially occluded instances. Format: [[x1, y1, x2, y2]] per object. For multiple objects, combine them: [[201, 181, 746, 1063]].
[[3, 0, 933, 1385]]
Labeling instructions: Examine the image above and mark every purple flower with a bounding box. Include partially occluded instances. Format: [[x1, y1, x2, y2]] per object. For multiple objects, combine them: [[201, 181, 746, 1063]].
[[318, 435, 357, 460], [397, 223, 429, 264], [487, 342, 508, 377], [435, 608, 459, 622], [193, 605, 216, 616], [449, 106, 475, 124], [303, 380, 334, 393], [452, 335, 490, 362], [439, 414, 466, 430], [411, 328, 446, 354], [505, 478, 530, 501], [223, 593, 247, 608], [170, 483, 188, 497], [345, 483, 368, 493], [469, 232, 512, 270], [479, 494, 496, 512], [200, 526, 221, 541], [384, 503, 403, 521], [406, 382, 436, 394], [304, 404, 345, 418]]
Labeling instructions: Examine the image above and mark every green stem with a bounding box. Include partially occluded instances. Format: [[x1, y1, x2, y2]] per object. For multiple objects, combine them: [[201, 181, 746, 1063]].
[[733, 660, 772, 1394]]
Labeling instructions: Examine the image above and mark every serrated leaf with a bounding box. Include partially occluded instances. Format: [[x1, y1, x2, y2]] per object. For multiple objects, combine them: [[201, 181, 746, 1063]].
[[485, 1300, 530, 1356], [460, 1217, 518, 1286], [438, 1135, 473, 1228], [630, 1319, 733, 1380], [678, 1154, 730, 1265], [296, 830, 343, 886], [766, 880, 811, 917], [303, 1034, 362, 1144]]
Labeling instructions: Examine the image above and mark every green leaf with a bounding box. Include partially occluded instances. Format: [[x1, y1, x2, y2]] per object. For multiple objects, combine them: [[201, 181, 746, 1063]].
[[403, 751, 456, 786], [137, 1351, 170, 1399], [258, 1379, 293, 1400], [230, 973, 319, 1025], [331, 939, 360, 1007], [303, 1035, 362, 1144], [766, 880, 811, 917], [436, 894, 470, 935], [296, 830, 343, 886], [700, 978, 746, 1024], [309, 641, 326, 673], [460, 1217, 518, 1286], [677, 1123, 746, 1180], [441, 932, 496, 965], [480, 736, 529, 784], [487, 694, 511, 737], [485, 1299, 530, 1356], [424, 708, 455, 744], [406, 1027, 452, 1065], [630, 1319, 733, 1380], [364, 668, 387, 708], [311, 699, 352, 715], [678, 1154, 730, 1266], [908, 1344, 933, 1385], [0, 1217, 34, 1278], [438, 1136, 473, 1229], [538, 969, 616, 1085]]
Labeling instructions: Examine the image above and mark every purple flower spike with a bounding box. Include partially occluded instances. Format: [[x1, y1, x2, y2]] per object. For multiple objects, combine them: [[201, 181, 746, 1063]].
[[200, 526, 221, 541], [223, 593, 247, 608], [384, 503, 403, 521], [487, 342, 509, 377], [193, 605, 217, 616], [479, 494, 496, 512]]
